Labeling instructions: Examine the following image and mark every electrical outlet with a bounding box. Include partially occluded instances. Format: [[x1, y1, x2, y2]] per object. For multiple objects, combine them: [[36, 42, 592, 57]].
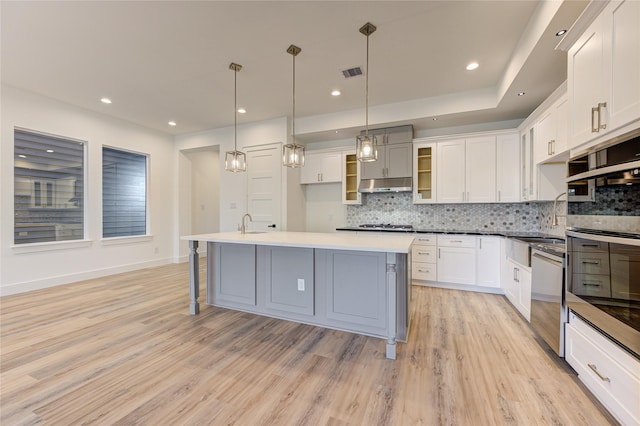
[[154, 247, 159, 254], [230, 202, 237, 209], [297, 279, 305, 291]]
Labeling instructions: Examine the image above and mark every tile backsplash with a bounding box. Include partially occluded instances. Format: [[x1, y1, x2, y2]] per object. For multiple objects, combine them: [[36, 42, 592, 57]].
[[346, 193, 566, 236]]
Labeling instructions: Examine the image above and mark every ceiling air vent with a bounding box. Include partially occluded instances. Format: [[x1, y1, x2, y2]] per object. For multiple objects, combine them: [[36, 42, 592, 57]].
[[342, 67, 363, 78]]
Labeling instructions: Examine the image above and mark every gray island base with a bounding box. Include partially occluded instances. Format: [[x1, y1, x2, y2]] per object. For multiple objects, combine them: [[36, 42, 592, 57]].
[[182, 232, 414, 360]]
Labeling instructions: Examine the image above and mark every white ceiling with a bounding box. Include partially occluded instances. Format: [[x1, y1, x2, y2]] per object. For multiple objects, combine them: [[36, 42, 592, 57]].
[[1, 1, 588, 143]]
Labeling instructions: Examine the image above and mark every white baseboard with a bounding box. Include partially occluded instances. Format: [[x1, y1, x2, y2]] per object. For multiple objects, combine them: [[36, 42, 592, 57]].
[[0, 257, 173, 296]]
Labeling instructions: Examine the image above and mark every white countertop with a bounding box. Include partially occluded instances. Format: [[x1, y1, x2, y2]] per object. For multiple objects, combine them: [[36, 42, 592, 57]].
[[181, 231, 414, 253]]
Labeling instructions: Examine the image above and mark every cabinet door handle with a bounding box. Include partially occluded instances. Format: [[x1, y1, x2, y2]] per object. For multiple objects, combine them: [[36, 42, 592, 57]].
[[467, 192, 469, 202], [580, 244, 599, 248], [417, 269, 430, 273], [581, 260, 600, 265], [438, 248, 441, 259], [417, 251, 430, 255], [582, 282, 601, 287], [548, 141, 552, 156], [498, 190, 501, 202], [550, 140, 555, 155], [479, 239, 482, 249], [588, 364, 610, 382], [598, 102, 607, 130], [514, 267, 518, 282], [591, 106, 599, 133]]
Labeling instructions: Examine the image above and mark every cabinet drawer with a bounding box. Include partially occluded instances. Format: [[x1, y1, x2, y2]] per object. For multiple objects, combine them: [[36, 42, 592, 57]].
[[412, 246, 436, 263], [413, 234, 436, 245], [566, 316, 640, 426], [572, 252, 610, 275], [569, 238, 609, 253], [571, 274, 612, 298], [412, 262, 436, 281], [437, 235, 476, 248]]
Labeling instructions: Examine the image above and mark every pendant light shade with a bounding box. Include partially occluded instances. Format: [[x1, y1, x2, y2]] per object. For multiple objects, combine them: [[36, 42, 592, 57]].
[[225, 62, 246, 173], [283, 44, 305, 168], [356, 22, 378, 162]]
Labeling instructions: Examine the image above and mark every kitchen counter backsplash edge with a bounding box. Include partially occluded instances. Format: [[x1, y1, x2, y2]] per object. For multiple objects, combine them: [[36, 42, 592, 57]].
[[336, 227, 562, 239], [343, 193, 566, 237]]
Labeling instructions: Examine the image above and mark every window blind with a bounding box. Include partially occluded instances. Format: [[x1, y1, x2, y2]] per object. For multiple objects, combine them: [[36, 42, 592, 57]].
[[14, 129, 85, 244], [102, 147, 147, 238]]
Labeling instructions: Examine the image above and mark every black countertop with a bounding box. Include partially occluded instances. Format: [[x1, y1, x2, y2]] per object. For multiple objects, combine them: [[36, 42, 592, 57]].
[[336, 227, 566, 256], [336, 227, 561, 239]]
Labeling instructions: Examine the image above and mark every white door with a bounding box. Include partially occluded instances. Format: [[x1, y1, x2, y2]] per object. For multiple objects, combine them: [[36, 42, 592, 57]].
[[246, 144, 282, 232]]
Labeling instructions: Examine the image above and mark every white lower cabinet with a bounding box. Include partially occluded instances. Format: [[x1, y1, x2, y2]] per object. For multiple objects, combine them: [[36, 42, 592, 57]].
[[412, 234, 504, 292], [411, 234, 437, 283], [476, 236, 501, 288], [502, 257, 531, 321], [565, 312, 640, 425], [436, 235, 477, 285]]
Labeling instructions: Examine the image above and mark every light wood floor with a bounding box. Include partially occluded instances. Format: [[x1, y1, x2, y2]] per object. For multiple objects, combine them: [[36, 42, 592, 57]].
[[1, 263, 616, 425]]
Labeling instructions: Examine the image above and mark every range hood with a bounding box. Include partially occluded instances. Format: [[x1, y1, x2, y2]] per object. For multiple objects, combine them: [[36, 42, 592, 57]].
[[358, 177, 412, 193]]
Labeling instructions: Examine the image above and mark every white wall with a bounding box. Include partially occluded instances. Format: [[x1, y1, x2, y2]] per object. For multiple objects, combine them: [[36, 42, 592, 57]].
[[185, 148, 220, 235], [304, 183, 346, 232], [173, 117, 290, 261], [1, 85, 175, 295]]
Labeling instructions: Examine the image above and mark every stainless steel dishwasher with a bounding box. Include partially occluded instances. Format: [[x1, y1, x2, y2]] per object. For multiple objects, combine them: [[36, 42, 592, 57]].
[[530, 247, 567, 357]]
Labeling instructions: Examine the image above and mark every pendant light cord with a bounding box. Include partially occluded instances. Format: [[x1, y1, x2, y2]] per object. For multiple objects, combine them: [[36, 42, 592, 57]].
[[292, 50, 296, 144], [234, 68, 237, 151], [365, 32, 369, 136]]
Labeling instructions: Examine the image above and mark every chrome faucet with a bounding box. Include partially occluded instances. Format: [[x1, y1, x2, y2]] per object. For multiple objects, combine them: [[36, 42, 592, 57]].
[[551, 192, 566, 226], [240, 213, 252, 234]]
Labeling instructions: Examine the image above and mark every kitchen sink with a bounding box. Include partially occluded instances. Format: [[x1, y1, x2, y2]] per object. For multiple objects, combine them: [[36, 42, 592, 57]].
[[507, 237, 565, 267]]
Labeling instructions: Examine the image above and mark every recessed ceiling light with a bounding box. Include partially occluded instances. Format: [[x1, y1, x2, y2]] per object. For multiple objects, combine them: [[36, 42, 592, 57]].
[[466, 62, 479, 71], [168, 121, 177, 126], [237, 108, 246, 114], [18, 154, 26, 158], [432, 117, 438, 121], [100, 97, 112, 104], [555, 29, 567, 36], [517, 91, 526, 96], [331, 90, 341, 96], [46, 149, 54, 153], [335, 130, 339, 134]]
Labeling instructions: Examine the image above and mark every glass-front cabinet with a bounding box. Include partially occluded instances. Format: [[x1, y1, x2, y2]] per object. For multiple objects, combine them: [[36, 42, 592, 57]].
[[342, 151, 361, 205], [412, 140, 436, 203]]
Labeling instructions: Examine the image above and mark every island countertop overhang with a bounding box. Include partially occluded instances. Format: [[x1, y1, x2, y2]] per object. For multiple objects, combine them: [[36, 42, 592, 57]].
[[181, 231, 414, 253]]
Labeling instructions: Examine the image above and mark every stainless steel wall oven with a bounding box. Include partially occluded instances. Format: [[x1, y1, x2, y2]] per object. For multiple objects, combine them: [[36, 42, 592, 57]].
[[566, 129, 640, 358]]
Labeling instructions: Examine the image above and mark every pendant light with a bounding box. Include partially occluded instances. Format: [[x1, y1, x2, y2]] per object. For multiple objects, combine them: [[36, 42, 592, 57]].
[[283, 44, 305, 168], [356, 22, 378, 162], [225, 62, 246, 172]]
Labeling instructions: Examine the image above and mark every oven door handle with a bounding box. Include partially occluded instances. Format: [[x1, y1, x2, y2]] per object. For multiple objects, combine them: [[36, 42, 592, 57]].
[[567, 230, 640, 247]]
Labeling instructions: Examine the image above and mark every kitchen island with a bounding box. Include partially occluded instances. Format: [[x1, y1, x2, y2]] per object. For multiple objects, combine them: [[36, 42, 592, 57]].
[[181, 231, 414, 359]]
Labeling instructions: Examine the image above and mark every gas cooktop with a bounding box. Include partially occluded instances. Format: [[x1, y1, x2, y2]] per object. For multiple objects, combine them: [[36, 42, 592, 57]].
[[358, 224, 414, 231]]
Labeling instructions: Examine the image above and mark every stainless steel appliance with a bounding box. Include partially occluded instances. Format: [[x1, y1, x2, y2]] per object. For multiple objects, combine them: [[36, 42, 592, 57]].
[[531, 248, 566, 356], [565, 129, 640, 358]]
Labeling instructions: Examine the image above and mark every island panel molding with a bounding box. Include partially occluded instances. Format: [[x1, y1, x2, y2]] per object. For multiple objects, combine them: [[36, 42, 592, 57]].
[[182, 231, 414, 360]]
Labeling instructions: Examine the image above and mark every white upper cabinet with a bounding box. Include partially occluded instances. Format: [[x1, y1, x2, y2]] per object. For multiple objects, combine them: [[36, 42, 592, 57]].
[[465, 136, 496, 203], [568, 0, 640, 150], [496, 132, 520, 202], [436, 136, 496, 203], [300, 151, 342, 184], [535, 94, 569, 164], [436, 139, 466, 203], [413, 140, 437, 204], [342, 151, 361, 205]]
